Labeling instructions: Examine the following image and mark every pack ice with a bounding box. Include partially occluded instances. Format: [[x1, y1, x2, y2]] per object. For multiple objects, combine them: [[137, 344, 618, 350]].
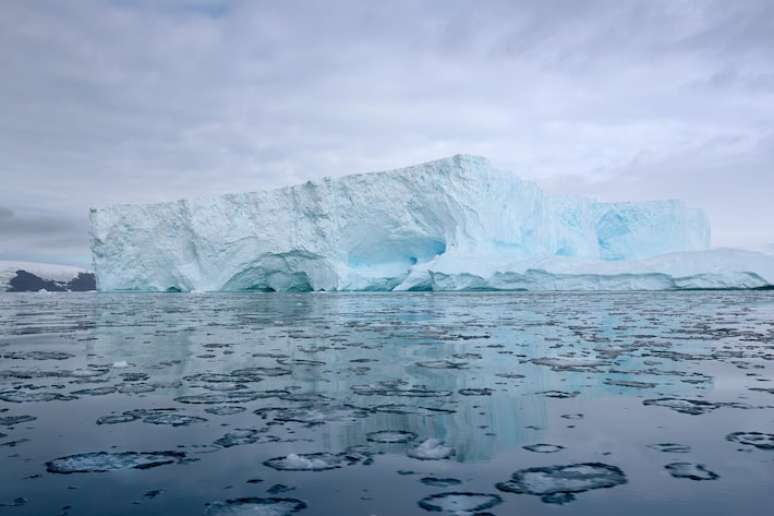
[[89, 155, 774, 292]]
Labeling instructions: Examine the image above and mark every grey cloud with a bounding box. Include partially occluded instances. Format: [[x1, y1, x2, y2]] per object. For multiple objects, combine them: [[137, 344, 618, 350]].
[[1, 0, 772, 266]]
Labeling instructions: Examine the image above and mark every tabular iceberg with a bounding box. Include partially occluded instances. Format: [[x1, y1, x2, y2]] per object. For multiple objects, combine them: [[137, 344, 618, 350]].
[[89, 155, 774, 292]]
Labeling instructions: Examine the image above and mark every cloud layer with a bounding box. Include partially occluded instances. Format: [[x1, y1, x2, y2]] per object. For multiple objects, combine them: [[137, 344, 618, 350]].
[[1, 0, 772, 266]]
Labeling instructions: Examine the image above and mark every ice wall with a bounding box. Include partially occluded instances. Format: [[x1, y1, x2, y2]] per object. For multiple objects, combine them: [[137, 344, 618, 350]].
[[89, 154, 760, 292]]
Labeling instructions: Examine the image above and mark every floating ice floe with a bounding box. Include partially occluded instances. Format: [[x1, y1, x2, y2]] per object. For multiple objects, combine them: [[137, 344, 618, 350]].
[[352, 382, 452, 398], [407, 439, 455, 460], [2, 351, 74, 361], [496, 462, 627, 504], [263, 452, 361, 471], [204, 497, 307, 515], [416, 492, 503, 514], [0, 391, 77, 403], [0, 415, 36, 426], [366, 430, 417, 444], [642, 397, 748, 415], [530, 357, 609, 372], [46, 451, 186, 473], [96, 408, 206, 427], [647, 443, 691, 453], [523, 443, 564, 453], [457, 388, 493, 396], [420, 477, 463, 487], [214, 429, 280, 448], [726, 432, 774, 450], [205, 406, 246, 416], [665, 462, 719, 481]]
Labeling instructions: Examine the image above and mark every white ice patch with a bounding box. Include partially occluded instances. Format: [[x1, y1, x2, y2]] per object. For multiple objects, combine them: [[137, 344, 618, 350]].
[[408, 439, 455, 460]]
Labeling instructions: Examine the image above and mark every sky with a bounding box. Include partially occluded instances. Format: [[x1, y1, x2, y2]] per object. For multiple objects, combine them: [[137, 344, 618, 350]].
[[1, 0, 773, 268]]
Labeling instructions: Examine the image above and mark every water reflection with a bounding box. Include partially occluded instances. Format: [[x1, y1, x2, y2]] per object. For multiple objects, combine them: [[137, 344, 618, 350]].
[[1, 291, 773, 515]]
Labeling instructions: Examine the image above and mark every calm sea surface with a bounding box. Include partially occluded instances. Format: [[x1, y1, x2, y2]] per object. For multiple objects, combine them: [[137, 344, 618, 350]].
[[0, 291, 773, 515]]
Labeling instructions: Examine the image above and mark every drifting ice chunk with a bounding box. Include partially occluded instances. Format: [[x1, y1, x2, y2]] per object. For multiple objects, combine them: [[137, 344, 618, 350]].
[[408, 439, 455, 460]]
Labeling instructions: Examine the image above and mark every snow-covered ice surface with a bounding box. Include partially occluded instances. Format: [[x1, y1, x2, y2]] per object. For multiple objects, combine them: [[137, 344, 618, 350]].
[[2, 290, 774, 514], [90, 154, 774, 292]]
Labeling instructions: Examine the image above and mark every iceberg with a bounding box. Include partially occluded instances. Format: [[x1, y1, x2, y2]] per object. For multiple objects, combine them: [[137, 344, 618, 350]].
[[89, 155, 774, 292]]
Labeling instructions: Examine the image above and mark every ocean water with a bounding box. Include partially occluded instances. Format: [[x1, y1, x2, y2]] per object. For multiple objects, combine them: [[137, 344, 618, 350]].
[[0, 291, 773, 515]]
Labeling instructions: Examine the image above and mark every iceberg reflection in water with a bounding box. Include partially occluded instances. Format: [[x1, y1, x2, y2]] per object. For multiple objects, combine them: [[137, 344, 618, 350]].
[[0, 291, 773, 515]]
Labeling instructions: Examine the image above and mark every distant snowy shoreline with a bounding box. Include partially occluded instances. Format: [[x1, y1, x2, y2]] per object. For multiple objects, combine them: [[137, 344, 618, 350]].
[[0, 261, 95, 292]]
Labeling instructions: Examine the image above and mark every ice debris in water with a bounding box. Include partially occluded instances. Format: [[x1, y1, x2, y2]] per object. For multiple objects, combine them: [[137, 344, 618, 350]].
[[420, 477, 463, 487], [647, 443, 691, 453], [643, 398, 720, 415], [417, 492, 503, 514], [538, 390, 579, 399], [530, 357, 609, 372], [665, 462, 719, 481], [204, 497, 307, 515], [496, 462, 627, 504], [457, 388, 493, 396], [370, 404, 456, 416], [263, 452, 361, 471], [46, 451, 186, 473], [141, 412, 207, 427], [174, 391, 274, 404], [271, 404, 369, 425], [604, 379, 657, 389], [416, 360, 468, 370], [366, 430, 417, 444], [205, 406, 246, 416], [0, 415, 36, 426], [96, 408, 206, 427], [726, 432, 774, 450], [71, 386, 116, 396], [214, 429, 280, 448], [352, 382, 452, 398], [2, 351, 74, 360], [0, 391, 77, 403], [523, 443, 564, 453], [408, 439, 455, 460]]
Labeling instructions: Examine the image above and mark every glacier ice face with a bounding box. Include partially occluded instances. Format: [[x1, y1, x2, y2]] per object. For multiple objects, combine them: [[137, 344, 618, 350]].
[[90, 154, 771, 292]]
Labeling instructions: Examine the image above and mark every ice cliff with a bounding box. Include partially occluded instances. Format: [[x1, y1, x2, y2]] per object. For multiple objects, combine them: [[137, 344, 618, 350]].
[[90, 155, 774, 292]]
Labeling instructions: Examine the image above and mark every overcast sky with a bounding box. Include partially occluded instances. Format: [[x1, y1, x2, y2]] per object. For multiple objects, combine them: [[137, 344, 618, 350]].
[[1, 0, 773, 268]]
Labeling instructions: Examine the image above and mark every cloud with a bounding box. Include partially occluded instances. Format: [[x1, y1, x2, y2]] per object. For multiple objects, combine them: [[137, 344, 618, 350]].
[[1, 0, 772, 266]]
